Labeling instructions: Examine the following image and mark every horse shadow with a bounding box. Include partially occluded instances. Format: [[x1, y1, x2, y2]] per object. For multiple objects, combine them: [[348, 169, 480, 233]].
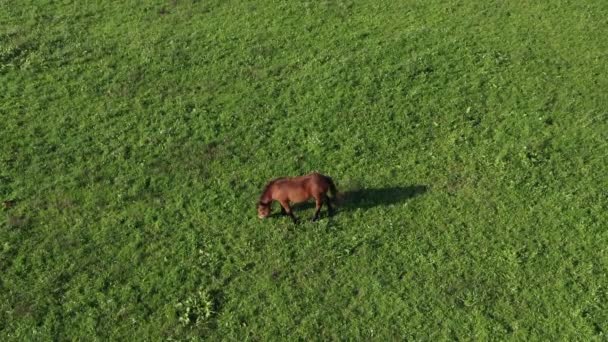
[[281, 184, 428, 215], [337, 185, 428, 211]]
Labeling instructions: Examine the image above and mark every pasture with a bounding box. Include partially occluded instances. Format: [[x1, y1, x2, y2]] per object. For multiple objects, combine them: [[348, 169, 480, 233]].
[[1, 0, 607, 340]]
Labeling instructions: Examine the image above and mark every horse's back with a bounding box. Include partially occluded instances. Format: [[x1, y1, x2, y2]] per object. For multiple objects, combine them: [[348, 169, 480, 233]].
[[273, 173, 330, 202], [304, 173, 331, 193]]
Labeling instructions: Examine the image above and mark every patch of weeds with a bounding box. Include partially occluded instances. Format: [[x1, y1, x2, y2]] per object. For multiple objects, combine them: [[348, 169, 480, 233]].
[[2, 199, 16, 210], [176, 288, 214, 328], [0, 39, 35, 71]]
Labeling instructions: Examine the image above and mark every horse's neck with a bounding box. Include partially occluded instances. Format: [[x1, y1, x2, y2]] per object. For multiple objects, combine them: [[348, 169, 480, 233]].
[[260, 186, 273, 203]]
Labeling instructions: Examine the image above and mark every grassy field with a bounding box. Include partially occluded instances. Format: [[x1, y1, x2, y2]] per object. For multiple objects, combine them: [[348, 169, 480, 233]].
[[1, 0, 607, 340]]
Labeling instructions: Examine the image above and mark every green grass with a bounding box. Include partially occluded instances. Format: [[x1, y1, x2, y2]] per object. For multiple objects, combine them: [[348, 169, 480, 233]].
[[1, 0, 607, 340]]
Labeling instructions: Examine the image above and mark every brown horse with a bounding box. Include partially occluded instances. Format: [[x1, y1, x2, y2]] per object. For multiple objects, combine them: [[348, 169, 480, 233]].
[[257, 172, 338, 223]]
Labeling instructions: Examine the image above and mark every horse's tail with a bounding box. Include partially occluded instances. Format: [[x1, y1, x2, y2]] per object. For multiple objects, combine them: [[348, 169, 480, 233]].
[[324, 175, 339, 199]]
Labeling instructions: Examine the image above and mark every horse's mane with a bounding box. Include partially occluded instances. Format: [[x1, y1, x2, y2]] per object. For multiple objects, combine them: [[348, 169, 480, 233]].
[[259, 177, 286, 203]]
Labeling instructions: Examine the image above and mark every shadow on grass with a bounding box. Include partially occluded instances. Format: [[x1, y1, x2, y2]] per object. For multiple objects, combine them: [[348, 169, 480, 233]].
[[338, 185, 428, 211]]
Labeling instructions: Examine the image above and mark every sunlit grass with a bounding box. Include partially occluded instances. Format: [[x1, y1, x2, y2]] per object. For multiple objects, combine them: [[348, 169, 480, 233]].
[[1, 0, 607, 339]]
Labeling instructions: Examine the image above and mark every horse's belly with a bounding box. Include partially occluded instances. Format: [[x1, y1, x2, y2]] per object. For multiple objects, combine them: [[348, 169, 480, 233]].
[[289, 192, 309, 203]]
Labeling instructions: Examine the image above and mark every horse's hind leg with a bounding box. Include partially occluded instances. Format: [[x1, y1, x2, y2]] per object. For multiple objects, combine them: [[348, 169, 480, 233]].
[[312, 195, 323, 222], [324, 194, 334, 217]]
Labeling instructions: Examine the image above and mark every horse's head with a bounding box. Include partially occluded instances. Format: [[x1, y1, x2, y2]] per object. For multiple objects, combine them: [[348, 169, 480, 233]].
[[257, 201, 271, 219]]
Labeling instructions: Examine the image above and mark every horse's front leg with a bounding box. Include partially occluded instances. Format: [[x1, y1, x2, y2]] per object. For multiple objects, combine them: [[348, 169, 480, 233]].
[[279, 200, 298, 223]]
